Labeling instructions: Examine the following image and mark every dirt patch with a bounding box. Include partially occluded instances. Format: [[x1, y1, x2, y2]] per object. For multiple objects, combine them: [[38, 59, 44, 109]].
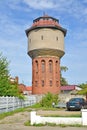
[[0, 109, 81, 130], [37, 109, 81, 116], [0, 111, 29, 124]]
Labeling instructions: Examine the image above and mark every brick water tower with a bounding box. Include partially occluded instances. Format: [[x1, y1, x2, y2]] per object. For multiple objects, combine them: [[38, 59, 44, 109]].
[[25, 14, 67, 94]]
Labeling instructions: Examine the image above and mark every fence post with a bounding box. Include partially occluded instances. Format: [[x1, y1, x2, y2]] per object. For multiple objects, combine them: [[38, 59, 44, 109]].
[[12, 96, 15, 111], [30, 111, 36, 125], [81, 109, 87, 126], [6, 96, 8, 112]]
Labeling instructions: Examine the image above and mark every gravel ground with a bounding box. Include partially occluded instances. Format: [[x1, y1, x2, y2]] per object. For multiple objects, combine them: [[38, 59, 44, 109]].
[[0, 109, 87, 130]]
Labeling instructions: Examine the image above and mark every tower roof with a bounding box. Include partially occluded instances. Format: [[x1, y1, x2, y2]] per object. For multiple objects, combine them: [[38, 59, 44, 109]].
[[25, 14, 67, 36], [32, 14, 59, 27]]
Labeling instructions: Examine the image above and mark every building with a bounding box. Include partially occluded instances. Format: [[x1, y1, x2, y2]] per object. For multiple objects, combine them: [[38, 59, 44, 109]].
[[61, 85, 82, 94], [18, 84, 32, 95], [25, 14, 67, 94], [9, 76, 18, 84], [9, 76, 32, 95]]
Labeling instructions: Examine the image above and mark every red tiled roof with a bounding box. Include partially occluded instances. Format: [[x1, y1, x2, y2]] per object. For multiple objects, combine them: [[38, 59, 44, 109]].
[[32, 19, 60, 27], [18, 84, 32, 92], [26, 86, 32, 91], [61, 85, 76, 91], [32, 14, 60, 28]]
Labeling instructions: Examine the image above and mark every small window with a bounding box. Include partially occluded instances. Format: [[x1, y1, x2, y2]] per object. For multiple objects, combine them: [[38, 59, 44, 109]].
[[29, 39, 31, 43], [56, 37, 58, 41], [56, 81, 59, 87], [42, 80, 44, 87], [50, 80, 52, 87], [41, 35, 43, 40], [35, 81, 38, 87]]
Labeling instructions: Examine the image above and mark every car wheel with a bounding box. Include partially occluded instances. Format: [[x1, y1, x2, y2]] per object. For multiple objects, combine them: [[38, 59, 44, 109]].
[[67, 108, 70, 111]]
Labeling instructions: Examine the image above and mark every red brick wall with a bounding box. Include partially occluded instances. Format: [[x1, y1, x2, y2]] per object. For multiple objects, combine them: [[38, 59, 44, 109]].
[[32, 56, 60, 94]]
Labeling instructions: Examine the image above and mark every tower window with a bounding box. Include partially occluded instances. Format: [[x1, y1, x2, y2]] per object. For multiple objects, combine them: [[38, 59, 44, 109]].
[[29, 38, 31, 43], [49, 60, 53, 73], [56, 37, 58, 41], [35, 60, 38, 73], [56, 61, 58, 73], [41, 60, 45, 73], [56, 81, 59, 87], [49, 80, 52, 87], [41, 35, 43, 40], [35, 81, 38, 87], [42, 80, 44, 87]]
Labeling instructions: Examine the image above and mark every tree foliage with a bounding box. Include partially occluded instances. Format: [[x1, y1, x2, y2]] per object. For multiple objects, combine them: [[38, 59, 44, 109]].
[[60, 66, 68, 86], [0, 53, 20, 97], [78, 83, 87, 101], [40, 92, 59, 108]]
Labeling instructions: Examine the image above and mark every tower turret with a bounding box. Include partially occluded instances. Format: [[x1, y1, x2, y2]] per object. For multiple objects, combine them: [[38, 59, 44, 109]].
[[25, 14, 67, 94]]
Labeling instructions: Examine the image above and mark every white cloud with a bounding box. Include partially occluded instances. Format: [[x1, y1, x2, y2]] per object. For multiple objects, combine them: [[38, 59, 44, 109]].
[[1, 0, 87, 23], [23, 0, 57, 9], [23, 0, 87, 23], [0, 0, 30, 12]]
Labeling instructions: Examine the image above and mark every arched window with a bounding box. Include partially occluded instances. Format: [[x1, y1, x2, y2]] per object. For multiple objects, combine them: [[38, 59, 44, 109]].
[[41, 60, 45, 73], [49, 60, 53, 73], [35, 60, 38, 73], [56, 61, 58, 73]]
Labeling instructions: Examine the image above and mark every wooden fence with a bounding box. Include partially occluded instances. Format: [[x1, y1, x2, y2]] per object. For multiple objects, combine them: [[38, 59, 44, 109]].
[[0, 95, 37, 113]]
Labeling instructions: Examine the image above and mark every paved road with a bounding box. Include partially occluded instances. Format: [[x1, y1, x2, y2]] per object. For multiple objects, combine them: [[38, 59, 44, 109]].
[[0, 124, 87, 130]]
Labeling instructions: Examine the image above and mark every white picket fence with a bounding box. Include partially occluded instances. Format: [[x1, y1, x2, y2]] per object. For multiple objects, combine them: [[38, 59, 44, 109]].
[[0, 95, 37, 113]]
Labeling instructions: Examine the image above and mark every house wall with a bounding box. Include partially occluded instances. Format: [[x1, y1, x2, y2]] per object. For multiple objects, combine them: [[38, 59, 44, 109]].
[[59, 93, 85, 103]]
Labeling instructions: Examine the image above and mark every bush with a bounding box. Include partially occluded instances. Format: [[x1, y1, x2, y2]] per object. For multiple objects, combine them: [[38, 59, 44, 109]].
[[40, 92, 59, 108]]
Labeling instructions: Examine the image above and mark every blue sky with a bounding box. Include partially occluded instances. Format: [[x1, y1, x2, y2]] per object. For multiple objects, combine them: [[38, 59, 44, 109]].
[[0, 0, 87, 86]]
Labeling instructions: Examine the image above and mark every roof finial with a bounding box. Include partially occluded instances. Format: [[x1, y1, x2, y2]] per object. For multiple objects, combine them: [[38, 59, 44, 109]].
[[43, 12, 49, 17], [43, 11, 46, 16]]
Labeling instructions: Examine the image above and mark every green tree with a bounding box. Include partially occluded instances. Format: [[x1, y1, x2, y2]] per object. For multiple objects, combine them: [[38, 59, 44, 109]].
[[40, 92, 59, 108], [0, 53, 20, 97], [60, 66, 68, 86], [78, 83, 87, 101]]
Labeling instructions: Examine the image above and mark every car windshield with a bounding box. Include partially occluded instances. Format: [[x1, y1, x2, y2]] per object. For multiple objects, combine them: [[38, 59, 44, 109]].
[[69, 98, 82, 102]]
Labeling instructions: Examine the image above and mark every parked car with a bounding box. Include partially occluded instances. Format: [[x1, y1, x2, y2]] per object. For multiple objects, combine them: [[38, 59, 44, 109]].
[[54, 102, 66, 108], [66, 97, 87, 111]]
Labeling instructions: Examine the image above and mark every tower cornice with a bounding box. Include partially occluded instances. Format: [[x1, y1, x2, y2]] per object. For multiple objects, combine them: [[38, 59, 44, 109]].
[[25, 25, 67, 37], [28, 48, 65, 59]]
